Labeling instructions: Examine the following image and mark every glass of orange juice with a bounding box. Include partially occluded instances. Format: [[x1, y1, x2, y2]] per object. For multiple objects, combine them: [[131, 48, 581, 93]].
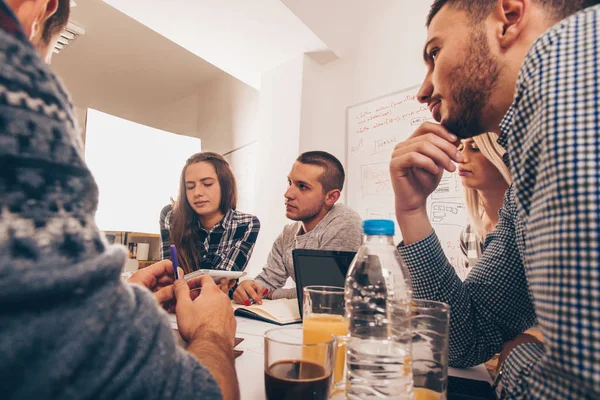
[[302, 286, 347, 398]]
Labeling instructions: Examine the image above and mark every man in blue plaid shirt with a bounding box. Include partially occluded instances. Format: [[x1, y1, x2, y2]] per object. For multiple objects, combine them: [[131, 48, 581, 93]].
[[391, 0, 600, 398]]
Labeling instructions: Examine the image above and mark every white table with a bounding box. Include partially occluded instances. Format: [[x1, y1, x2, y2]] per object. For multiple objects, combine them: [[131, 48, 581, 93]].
[[233, 317, 492, 400]]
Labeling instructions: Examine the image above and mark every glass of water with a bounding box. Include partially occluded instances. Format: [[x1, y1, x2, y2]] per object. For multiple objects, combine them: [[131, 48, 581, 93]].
[[410, 300, 450, 400]]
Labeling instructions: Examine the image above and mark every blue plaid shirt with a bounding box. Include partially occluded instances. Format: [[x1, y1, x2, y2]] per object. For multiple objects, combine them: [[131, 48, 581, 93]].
[[160, 205, 260, 272], [399, 5, 600, 398]]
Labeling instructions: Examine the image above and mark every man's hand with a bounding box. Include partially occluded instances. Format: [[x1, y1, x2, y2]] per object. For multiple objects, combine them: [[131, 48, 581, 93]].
[[389, 122, 462, 244], [233, 280, 267, 305], [218, 278, 237, 295], [173, 275, 237, 347], [497, 331, 544, 372], [390, 122, 462, 213], [174, 275, 240, 400], [128, 260, 176, 305]]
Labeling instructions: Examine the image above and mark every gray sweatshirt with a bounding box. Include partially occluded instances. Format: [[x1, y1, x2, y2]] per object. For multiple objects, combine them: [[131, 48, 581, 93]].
[[0, 8, 221, 399], [255, 204, 363, 299]]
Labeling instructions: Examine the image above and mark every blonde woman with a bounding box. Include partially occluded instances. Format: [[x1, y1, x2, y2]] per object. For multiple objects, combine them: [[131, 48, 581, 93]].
[[457, 132, 512, 270]]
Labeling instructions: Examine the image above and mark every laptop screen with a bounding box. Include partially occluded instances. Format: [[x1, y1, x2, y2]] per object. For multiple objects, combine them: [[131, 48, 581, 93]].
[[292, 249, 356, 317]]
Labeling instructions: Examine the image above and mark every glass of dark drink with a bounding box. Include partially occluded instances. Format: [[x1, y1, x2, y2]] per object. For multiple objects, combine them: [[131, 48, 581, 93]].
[[264, 327, 335, 400]]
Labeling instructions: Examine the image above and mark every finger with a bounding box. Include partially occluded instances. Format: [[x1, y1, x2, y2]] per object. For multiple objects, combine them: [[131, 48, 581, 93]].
[[233, 286, 249, 305], [130, 260, 174, 289], [391, 147, 449, 175], [411, 121, 457, 142], [157, 275, 175, 287], [246, 284, 261, 305], [190, 288, 201, 301], [393, 141, 457, 172], [186, 276, 204, 291], [173, 278, 192, 310], [196, 275, 218, 290], [146, 259, 175, 277], [154, 285, 174, 305], [395, 133, 462, 165]]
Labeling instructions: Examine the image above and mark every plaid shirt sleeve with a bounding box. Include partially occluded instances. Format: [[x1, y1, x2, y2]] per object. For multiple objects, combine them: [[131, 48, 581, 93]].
[[398, 185, 536, 369], [495, 6, 600, 397], [159, 205, 172, 260], [206, 215, 260, 272]]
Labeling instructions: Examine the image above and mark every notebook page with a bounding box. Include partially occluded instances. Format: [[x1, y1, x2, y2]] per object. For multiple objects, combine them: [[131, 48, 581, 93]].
[[233, 298, 300, 322]]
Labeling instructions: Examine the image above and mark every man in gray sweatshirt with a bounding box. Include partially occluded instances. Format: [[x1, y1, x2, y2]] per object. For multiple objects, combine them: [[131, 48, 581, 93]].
[[1, 1, 238, 399], [233, 151, 363, 304]]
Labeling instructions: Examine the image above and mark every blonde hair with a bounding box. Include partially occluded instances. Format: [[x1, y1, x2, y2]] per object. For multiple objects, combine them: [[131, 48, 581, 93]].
[[464, 132, 512, 241]]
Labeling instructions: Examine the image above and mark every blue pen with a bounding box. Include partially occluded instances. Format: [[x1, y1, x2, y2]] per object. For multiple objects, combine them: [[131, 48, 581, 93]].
[[169, 245, 180, 280]]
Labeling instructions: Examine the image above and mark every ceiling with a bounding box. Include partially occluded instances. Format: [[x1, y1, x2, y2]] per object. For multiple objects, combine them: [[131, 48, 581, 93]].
[[282, 0, 397, 59], [52, 0, 223, 122], [101, 0, 329, 89]]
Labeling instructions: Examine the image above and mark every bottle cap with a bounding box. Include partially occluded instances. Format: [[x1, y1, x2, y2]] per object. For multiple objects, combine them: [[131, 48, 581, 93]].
[[363, 219, 395, 235]]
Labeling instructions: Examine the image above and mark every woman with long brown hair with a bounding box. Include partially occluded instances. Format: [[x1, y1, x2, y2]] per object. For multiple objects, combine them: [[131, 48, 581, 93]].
[[159, 152, 260, 294]]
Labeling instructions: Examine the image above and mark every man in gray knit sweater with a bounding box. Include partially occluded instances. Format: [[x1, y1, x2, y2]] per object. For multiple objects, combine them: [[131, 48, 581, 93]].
[[233, 152, 363, 305], [1, 1, 238, 399]]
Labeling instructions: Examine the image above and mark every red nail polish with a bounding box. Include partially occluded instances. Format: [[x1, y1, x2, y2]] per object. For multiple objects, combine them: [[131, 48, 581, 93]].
[[263, 289, 269, 295], [244, 300, 251, 306]]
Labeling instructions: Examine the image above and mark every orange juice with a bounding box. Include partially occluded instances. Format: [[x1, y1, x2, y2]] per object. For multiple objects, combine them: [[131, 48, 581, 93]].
[[303, 314, 347, 384], [413, 387, 444, 400]]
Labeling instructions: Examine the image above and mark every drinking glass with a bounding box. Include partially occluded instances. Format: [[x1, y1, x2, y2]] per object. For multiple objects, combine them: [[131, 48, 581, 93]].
[[264, 327, 336, 400], [302, 286, 347, 397], [410, 300, 450, 400]]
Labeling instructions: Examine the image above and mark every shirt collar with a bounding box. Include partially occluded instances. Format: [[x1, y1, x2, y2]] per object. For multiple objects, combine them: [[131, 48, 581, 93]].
[[498, 104, 514, 149], [497, 101, 516, 168], [197, 209, 234, 232], [0, 0, 27, 41]]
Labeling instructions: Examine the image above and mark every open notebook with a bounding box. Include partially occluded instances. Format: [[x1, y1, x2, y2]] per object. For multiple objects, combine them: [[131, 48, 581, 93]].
[[232, 298, 301, 325]]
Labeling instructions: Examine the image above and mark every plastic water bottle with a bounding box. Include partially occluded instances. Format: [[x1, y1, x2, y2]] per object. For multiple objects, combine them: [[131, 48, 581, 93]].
[[345, 219, 414, 399]]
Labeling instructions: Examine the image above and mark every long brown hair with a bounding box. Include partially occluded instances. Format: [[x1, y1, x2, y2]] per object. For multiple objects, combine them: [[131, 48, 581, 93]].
[[170, 152, 237, 273]]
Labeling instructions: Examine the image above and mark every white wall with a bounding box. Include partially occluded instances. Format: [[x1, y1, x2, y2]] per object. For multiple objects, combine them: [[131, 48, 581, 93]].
[[196, 73, 260, 154], [241, 2, 432, 278], [146, 93, 201, 137], [245, 56, 305, 277], [298, 2, 431, 172]]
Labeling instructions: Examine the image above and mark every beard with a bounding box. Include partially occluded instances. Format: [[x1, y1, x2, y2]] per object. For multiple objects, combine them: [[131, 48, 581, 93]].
[[287, 201, 326, 223], [443, 28, 501, 139]]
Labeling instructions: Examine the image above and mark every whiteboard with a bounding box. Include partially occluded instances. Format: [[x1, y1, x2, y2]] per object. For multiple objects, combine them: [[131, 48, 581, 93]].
[[346, 86, 469, 279]]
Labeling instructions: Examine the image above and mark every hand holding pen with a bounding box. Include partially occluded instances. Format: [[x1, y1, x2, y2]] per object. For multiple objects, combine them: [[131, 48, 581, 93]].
[[247, 288, 270, 306], [233, 280, 270, 306]]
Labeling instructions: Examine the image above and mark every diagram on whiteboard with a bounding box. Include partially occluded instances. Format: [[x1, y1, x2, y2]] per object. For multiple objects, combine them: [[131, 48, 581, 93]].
[[433, 172, 463, 200], [347, 85, 471, 280], [430, 202, 467, 227], [361, 163, 394, 197]]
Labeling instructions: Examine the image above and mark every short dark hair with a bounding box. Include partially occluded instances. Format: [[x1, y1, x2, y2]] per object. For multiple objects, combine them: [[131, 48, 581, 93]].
[[296, 151, 345, 193], [42, 0, 71, 45], [426, 0, 600, 27]]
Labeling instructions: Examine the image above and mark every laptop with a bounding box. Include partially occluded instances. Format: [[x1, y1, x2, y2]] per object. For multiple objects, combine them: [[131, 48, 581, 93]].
[[292, 249, 356, 318]]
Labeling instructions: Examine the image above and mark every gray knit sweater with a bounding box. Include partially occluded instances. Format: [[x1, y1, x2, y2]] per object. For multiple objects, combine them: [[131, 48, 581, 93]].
[[0, 3, 220, 399], [255, 204, 363, 299]]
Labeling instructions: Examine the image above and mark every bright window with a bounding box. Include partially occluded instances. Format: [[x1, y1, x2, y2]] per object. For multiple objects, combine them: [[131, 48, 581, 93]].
[[85, 109, 201, 234]]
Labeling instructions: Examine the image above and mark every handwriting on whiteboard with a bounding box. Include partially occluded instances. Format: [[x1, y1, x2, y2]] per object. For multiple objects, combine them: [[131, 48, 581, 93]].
[[348, 85, 470, 281]]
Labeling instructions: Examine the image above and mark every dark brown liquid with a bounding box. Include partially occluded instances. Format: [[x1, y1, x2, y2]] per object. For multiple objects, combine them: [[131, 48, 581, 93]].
[[265, 360, 332, 400]]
